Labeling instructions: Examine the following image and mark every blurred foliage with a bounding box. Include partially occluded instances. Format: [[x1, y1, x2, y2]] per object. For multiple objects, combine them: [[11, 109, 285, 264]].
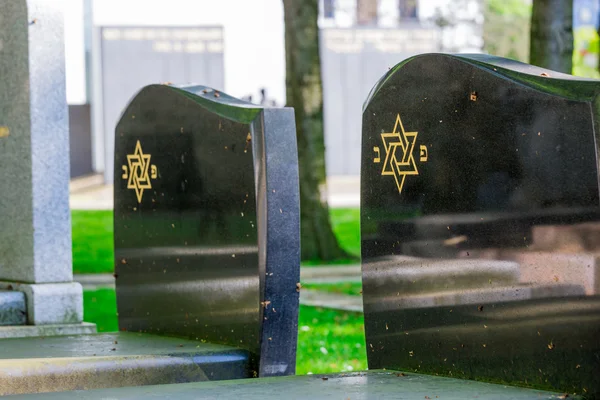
[[483, 0, 531, 62], [303, 208, 360, 265], [329, 208, 360, 259], [487, 0, 531, 17], [484, 0, 598, 78], [302, 207, 360, 266], [573, 26, 600, 78]]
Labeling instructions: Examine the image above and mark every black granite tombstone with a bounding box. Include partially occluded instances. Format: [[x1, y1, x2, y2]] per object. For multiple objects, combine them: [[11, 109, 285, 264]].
[[114, 85, 300, 379], [10, 63, 574, 400], [361, 54, 600, 396]]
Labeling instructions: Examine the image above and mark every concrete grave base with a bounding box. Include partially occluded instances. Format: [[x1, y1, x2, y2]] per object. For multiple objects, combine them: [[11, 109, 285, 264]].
[[0, 322, 96, 339], [0, 291, 26, 326], [6, 370, 562, 399], [0, 332, 249, 395], [0, 282, 83, 325]]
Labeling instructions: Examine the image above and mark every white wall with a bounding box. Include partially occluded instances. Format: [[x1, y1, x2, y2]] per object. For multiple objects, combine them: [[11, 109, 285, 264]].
[[318, 0, 483, 53], [418, 0, 483, 52], [64, 0, 481, 107], [319, 0, 356, 27], [62, 0, 482, 179], [64, 0, 87, 104], [91, 0, 286, 105]]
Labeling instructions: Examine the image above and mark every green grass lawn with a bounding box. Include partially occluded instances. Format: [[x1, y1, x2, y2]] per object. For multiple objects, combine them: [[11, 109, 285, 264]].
[[72, 211, 114, 274], [330, 208, 360, 258], [83, 289, 366, 375], [72, 208, 360, 274], [296, 306, 365, 374], [83, 288, 119, 332]]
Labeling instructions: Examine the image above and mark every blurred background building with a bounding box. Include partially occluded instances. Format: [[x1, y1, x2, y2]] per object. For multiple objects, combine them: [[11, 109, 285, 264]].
[[64, 0, 284, 183], [63, 0, 600, 185]]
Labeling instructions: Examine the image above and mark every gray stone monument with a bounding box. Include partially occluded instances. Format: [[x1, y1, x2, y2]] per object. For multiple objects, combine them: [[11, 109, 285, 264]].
[[0, 0, 95, 336]]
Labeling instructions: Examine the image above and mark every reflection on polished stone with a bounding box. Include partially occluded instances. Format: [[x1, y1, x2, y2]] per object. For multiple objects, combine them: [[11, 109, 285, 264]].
[[362, 256, 585, 312], [114, 85, 300, 378], [361, 54, 600, 396]]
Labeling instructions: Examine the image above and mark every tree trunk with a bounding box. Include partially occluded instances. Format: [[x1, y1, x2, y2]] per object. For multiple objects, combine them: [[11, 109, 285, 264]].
[[529, 0, 573, 73], [282, 0, 349, 261]]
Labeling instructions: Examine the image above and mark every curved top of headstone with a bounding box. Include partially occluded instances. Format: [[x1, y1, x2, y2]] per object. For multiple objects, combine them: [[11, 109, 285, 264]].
[[365, 53, 600, 110], [113, 83, 300, 378], [122, 84, 264, 125], [360, 54, 600, 395]]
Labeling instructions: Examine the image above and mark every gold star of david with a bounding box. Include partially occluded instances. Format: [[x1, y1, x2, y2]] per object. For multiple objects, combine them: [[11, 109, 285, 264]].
[[121, 140, 157, 203], [373, 113, 428, 194]]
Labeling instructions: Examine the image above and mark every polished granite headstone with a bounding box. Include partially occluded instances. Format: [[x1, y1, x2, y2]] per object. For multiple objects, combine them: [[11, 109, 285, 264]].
[[114, 85, 300, 379], [361, 54, 600, 396]]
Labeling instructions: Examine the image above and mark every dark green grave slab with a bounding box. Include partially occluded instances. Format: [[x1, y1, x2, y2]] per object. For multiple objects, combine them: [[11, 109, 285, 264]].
[[361, 54, 600, 397], [6, 370, 570, 399], [0, 332, 249, 395]]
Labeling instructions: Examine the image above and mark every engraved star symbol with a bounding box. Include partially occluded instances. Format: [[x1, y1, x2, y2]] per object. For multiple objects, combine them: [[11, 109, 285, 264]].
[[123, 140, 153, 203], [380, 114, 419, 193]]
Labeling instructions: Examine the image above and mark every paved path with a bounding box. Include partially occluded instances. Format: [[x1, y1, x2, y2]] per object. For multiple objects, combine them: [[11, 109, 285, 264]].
[[74, 274, 116, 290], [75, 265, 361, 289], [75, 266, 364, 313], [302, 265, 363, 312], [300, 265, 361, 283], [69, 175, 112, 210], [299, 290, 363, 312]]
